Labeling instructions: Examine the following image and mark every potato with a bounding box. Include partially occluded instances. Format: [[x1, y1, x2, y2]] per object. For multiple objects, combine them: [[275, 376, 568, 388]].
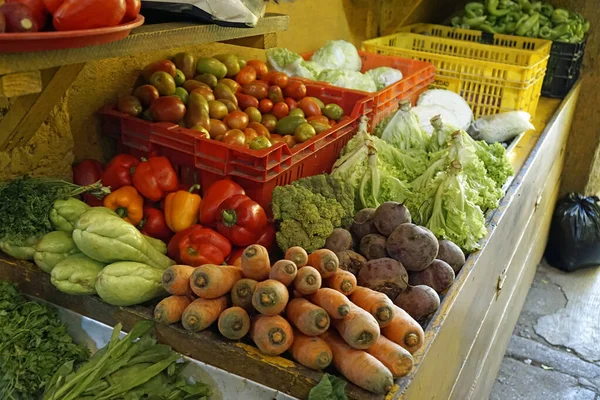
[[359, 234, 388, 260], [394, 285, 440, 322], [337, 250, 367, 276], [408, 260, 455, 294], [357, 257, 408, 299], [350, 208, 378, 241], [325, 228, 354, 253], [386, 223, 438, 271], [373, 202, 411, 237], [437, 240, 465, 274]]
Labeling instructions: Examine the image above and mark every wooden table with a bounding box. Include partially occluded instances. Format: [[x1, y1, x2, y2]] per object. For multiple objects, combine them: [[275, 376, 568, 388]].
[[0, 84, 580, 400]]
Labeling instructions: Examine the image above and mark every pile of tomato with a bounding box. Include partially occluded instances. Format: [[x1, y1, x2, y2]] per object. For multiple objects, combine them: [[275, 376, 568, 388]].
[[115, 53, 348, 151]]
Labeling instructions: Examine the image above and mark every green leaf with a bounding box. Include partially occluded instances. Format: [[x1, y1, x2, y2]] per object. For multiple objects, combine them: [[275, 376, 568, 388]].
[[309, 374, 348, 400]]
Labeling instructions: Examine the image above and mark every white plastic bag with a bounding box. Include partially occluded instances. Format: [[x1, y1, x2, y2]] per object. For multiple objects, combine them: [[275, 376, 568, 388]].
[[142, 0, 265, 26], [468, 111, 535, 143]]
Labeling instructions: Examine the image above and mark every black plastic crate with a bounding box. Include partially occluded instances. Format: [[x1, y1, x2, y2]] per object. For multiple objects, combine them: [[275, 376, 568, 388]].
[[542, 38, 587, 98]]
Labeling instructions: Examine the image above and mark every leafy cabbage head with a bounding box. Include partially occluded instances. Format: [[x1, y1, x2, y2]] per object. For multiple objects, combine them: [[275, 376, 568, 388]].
[[366, 67, 403, 90], [317, 69, 377, 93], [311, 40, 362, 71]]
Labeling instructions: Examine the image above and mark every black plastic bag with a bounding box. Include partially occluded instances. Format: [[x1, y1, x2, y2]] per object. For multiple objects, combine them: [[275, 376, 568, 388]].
[[545, 193, 600, 272]]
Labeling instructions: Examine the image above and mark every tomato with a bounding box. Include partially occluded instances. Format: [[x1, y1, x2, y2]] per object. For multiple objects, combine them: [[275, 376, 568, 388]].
[[323, 103, 344, 121], [270, 134, 283, 144], [117, 95, 142, 117], [235, 66, 257, 86], [263, 71, 289, 88], [189, 125, 210, 139], [249, 136, 272, 150], [289, 108, 305, 118], [272, 102, 289, 119], [267, 86, 284, 104], [284, 81, 307, 100], [258, 99, 273, 114], [243, 81, 268, 100], [243, 128, 258, 143], [236, 93, 259, 110], [282, 135, 297, 149], [309, 120, 331, 133], [208, 100, 228, 120], [218, 78, 240, 94], [123, 0, 140, 21], [224, 110, 249, 130], [284, 97, 298, 111], [298, 97, 322, 118], [6, 0, 47, 28], [222, 129, 246, 146], [191, 87, 215, 101], [293, 123, 316, 143], [208, 119, 228, 139], [307, 115, 329, 124], [149, 96, 186, 124], [142, 60, 176, 81], [246, 60, 268, 79], [245, 107, 261, 123], [149, 71, 176, 96], [1, 3, 39, 32], [248, 122, 270, 138], [261, 114, 278, 132], [53, 0, 125, 31]]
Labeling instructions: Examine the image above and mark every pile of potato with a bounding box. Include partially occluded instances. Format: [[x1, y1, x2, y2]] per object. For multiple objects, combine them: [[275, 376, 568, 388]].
[[324, 202, 466, 324]]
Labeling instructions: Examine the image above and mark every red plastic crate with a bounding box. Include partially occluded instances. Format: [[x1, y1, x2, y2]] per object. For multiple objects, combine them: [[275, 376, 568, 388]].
[[100, 83, 371, 210], [296, 51, 436, 127]]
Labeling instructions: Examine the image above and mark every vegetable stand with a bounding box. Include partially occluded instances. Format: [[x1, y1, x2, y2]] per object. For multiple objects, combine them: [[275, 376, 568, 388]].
[[0, 82, 578, 399]]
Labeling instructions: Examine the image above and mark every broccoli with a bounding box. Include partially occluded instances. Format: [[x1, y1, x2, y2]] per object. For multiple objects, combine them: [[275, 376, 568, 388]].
[[272, 184, 345, 253]]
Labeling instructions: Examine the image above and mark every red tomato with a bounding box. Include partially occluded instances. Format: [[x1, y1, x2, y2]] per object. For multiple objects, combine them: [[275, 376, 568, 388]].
[[270, 134, 284, 144], [258, 98, 273, 114], [282, 135, 297, 149], [307, 115, 329, 124], [272, 102, 289, 119], [284, 97, 298, 111], [243, 128, 258, 143], [53, 0, 125, 31], [123, 0, 140, 21], [222, 129, 246, 146], [264, 72, 289, 88], [209, 119, 228, 139], [243, 81, 268, 100], [284, 81, 307, 100], [268, 85, 284, 104], [149, 96, 186, 124], [224, 110, 249, 130], [235, 66, 257, 86], [1, 3, 38, 32], [248, 122, 270, 138], [235, 93, 259, 110], [246, 60, 268, 78], [298, 97, 322, 118], [6, 0, 47, 28], [43, 0, 63, 13], [133, 84, 159, 108]]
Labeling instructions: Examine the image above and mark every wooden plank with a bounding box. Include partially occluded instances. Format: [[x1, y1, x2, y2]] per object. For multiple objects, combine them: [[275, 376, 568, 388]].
[[223, 32, 278, 49], [0, 71, 42, 97], [0, 256, 380, 400], [0, 14, 289, 75], [392, 83, 580, 400], [0, 63, 85, 151]]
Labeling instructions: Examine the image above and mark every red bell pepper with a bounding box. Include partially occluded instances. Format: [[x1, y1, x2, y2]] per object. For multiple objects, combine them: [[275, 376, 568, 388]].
[[227, 247, 245, 267], [73, 159, 105, 206], [53, 0, 126, 31], [167, 225, 197, 263], [256, 223, 276, 252], [177, 226, 232, 267], [138, 207, 173, 243], [132, 156, 179, 202], [43, 0, 63, 13], [122, 0, 140, 22], [216, 194, 267, 247], [199, 179, 245, 226], [101, 154, 139, 191]]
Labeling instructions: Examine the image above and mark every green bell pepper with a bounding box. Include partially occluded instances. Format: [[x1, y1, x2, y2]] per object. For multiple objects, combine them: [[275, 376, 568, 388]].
[[50, 198, 91, 233], [487, 0, 511, 17], [551, 8, 570, 25], [50, 253, 105, 295], [466, 2, 485, 18], [0, 236, 39, 260], [34, 231, 80, 273], [540, 3, 553, 18], [516, 12, 539, 36], [463, 15, 488, 29]]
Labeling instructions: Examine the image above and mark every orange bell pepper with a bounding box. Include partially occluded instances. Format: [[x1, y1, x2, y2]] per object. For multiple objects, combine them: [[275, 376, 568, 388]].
[[164, 184, 202, 232], [103, 185, 144, 225]]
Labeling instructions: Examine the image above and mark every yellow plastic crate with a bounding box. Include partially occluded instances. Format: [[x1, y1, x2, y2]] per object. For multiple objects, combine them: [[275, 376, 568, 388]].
[[362, 24, 552, 118]]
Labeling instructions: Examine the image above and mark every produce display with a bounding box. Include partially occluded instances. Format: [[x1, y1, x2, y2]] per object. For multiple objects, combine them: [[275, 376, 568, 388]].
[[0, 0, 141, 33], [450, 0, 590, 43], [115, 54, 348, 150]]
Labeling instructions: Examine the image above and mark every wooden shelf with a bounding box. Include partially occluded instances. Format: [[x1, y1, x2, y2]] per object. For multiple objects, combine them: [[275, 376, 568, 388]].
[[0, 13, 289, 75]]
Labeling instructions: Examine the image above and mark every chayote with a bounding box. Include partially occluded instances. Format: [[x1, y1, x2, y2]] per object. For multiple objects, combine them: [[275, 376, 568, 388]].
[[143, 235, 167, 255], [49, 198, 91, 233], [95, 261, 166, 306], [0, 236, 40, 260], [51, 253, 105, 295], [34, 231, 80, 273], [73, 209, 175, 270]]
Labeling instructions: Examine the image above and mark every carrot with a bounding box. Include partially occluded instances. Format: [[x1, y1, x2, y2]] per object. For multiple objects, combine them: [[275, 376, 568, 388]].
[[285, 246, 308, 268], [320, 330, 393, 394], [269, 259, 298, 286], [366, 335, 414, 378], [154, 295, 191, 325], [182, 296, 227, 332], [162, 265, 195, 295], [332, 304, 380, 349], [324, 269, 357, 295], [307, 288, 351, 319], [350, 286, 395, 327], [252, 279, 289, 316], [286, 298, 330, 336], [250, 314, 294, 356], [190, 264, 244, 299], [218, 306, 250, 340], [307, 249, 339, 278], [231, 278, 257, 311], [290, 329, 332, 370], [381, 305, 425, 354], [293, 266, 322, 295], [241, 244, 270, 280]]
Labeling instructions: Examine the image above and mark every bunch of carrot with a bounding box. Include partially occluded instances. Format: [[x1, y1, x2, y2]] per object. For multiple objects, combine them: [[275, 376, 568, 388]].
[[153, 243, 426, 395]]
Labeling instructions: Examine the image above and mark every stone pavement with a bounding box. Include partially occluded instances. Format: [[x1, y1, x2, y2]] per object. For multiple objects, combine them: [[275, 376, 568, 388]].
[[491, 260, 600, 400]]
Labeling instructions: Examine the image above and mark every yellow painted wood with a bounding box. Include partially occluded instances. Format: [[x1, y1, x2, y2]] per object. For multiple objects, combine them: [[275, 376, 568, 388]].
[[0, 72, 42, 97], [0, 14, 289, 75]]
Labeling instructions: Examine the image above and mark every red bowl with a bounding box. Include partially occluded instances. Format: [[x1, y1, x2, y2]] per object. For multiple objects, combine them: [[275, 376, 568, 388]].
[[0, 14, 145, 53]]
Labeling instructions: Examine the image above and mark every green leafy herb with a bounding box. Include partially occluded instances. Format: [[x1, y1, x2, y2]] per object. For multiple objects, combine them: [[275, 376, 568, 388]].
[[0, 281, 90, 400], [309, 374, 348, 400]]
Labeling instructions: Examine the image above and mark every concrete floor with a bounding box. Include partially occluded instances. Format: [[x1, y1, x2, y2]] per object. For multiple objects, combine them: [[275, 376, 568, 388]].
[[491, 260, 600, 400]]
